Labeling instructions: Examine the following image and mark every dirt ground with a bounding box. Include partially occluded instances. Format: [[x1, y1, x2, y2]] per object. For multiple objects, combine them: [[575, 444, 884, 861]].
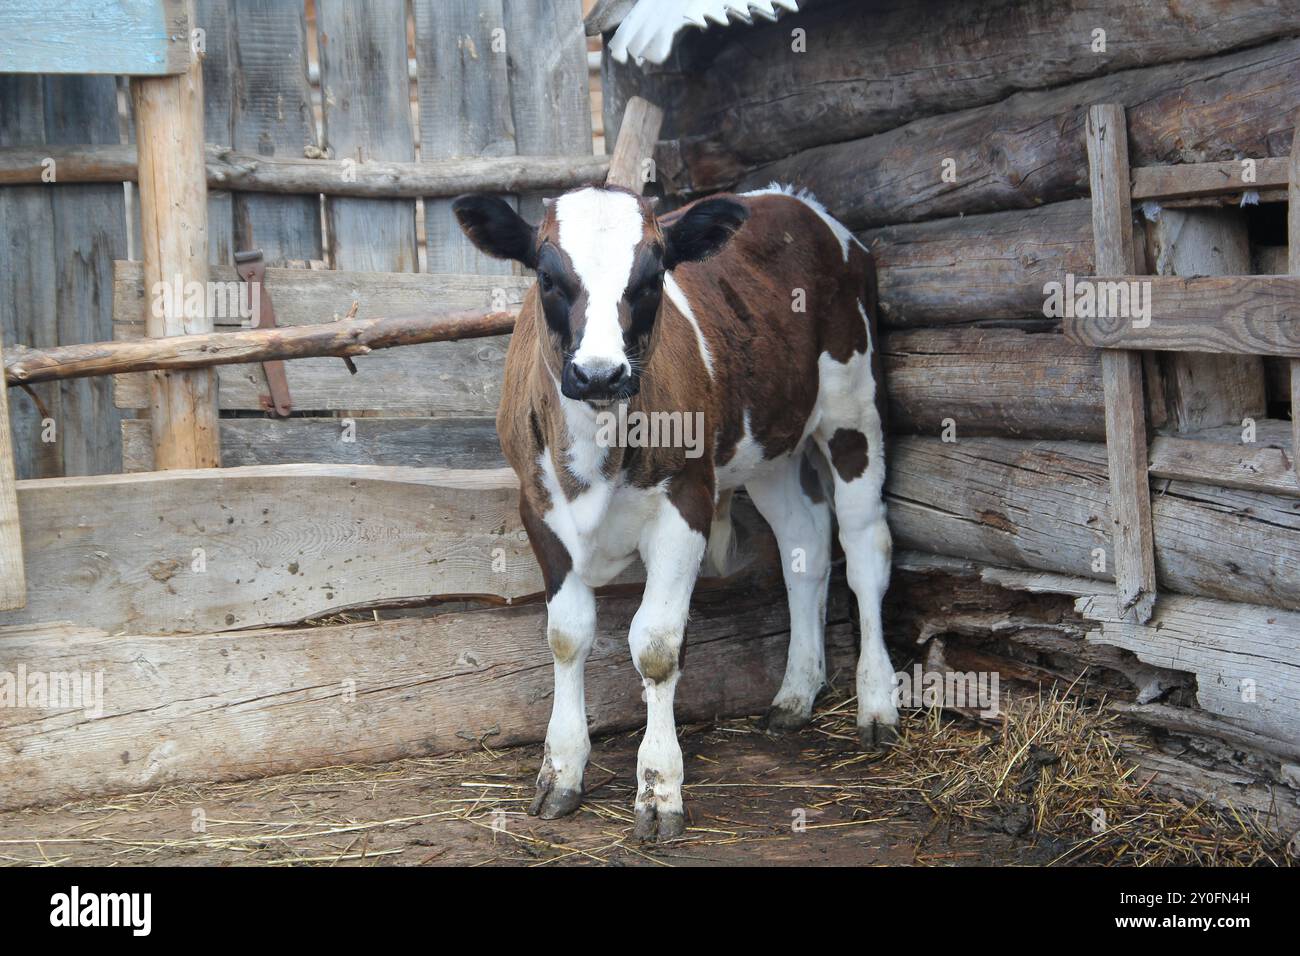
[[0, 695, 1286, 867], [0, 711, 1038, 867]]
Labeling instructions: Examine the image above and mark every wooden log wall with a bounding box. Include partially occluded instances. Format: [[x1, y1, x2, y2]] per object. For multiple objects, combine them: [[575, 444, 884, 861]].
[[598, 0, 1300, 819]]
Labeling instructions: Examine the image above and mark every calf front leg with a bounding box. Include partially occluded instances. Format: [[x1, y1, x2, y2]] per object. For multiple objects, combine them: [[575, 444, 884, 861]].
[[629, 494, 707, 842], [520, 496, 594, 820], [532, 574, 596, 818]]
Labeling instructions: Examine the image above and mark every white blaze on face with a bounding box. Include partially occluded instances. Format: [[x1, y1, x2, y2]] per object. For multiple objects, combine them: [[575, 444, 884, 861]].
[[555, 188, 644, 375]]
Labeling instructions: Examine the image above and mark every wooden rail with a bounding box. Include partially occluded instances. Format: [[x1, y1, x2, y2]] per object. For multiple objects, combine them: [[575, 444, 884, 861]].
[[0, 143, 612, 198], [1061, 275, 1300, 354], [4, 308, 519, 386]]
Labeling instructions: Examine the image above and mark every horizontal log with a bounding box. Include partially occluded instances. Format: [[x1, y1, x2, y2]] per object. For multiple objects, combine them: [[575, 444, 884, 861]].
[[1131, 157, 1292, 202], [1148, 421, 1298, 498], [0, 143, 611, 198], [886, 437, 1300, 611], [114, 262, 529, 413], [863, 200, 1135, 326], [883, 325, 1104, 440], [0, 464, 775, 636], [1081, 593, 1300, 745], [1061, 275, 1300, 355], [649, 0, 1300, 191], [0, 578, 854, 809], [739, 38, 1300, 229], [121, 417, 506, 472], [8, 308, 518, 385]]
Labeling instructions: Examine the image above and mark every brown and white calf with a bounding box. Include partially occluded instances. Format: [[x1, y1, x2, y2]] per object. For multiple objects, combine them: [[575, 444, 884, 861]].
[[453, 184, 893, 841]]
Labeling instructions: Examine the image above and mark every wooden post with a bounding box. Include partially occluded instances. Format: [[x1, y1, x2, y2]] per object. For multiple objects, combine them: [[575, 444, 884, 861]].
[[1086, 104, 1157, 623], [606, 96, 664, 194], [129, 0, 219, 469], [1289, 132, 1300, 481], [0, 337, 26, 609]]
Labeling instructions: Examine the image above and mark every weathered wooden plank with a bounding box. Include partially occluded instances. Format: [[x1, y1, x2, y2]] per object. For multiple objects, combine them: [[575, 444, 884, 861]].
[[1087, 104, 1156, 624], [42, 76, 128, 477], [0, 578, 852, 810], [1062, 275, 1300, 355], [228, 0, 321, 265], [196, 0, 235, 265], [1080, 593, 1300, 745], [503, 0, 593, 223], [316, 0, 417, 273], [1149, 421, 1297, 497], [882, 325, 1105, 440], [131, 33, 220, 469], [740, 39, 1300, 230], [0, 465, 533, 635], [886, 437, 1300, 612], [0, 340, 26, 610], [653, 0, 1300, 191], [122, 417, 506, 472], [112, 263, 529, 412], [606, 96, 662, 193], [0, 0, 190, 76], [0, 76, 60, 481], [1132, 156, 1292, 202], [415, 0, 515, 275], [1143, 208, 1264, 431], [1290, 132, 1300, 480], [0, 462, 778, 637], [0, 144, 613, 197]]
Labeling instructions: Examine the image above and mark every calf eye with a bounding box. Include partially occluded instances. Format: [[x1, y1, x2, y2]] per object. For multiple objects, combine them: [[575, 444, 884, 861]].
[[539, 270, 555, 293]]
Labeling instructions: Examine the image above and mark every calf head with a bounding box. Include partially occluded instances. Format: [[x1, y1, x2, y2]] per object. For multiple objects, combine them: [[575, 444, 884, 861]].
[[453, 186, 748, 404]]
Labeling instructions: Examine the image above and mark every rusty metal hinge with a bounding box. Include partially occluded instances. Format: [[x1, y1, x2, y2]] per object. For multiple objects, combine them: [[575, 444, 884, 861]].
[[234, 249, 293, 417]]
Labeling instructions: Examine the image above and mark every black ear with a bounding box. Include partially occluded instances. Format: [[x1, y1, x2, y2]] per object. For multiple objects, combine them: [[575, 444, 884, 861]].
[[662, 197, 749, 269], [452, 195, 538, 268]]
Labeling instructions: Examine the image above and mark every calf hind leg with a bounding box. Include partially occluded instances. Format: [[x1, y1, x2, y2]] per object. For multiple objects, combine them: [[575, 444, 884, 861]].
[[745, 451, 834, 732], [815, 360, 897, 749]]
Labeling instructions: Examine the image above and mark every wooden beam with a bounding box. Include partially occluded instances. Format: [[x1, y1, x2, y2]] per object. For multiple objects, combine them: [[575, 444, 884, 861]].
[[129, 0, 219, 470], [5, 309, 519, 386], [1290, 131, 1300, 482], [0, 0, 190, 76], [0, 463, 777, 636], [1131, 156, 1290, 202], [1086, 104, 1157, 623], [887, 437, 1300, 612], [1142, 208, 1264, 431], [605, 96, 663, 193], [1148, 421, 1297, 497], [0, 143, 612, 198], [1080, 593, 1300, 745], [0, 340, 24, 610], [0, 577, 851, 810], [1061, 275, 1300, 354]]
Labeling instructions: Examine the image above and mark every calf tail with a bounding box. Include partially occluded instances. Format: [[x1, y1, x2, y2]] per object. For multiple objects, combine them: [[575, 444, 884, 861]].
[[706, 490, 735, 576]]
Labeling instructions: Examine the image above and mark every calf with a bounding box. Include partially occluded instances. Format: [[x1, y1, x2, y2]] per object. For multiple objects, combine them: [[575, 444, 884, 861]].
[[452, 184, 893, 841]]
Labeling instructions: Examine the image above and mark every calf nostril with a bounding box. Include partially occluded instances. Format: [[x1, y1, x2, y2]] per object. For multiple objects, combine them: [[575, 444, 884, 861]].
[[607, 365, 625, 385], [571, 364, 590, 386]]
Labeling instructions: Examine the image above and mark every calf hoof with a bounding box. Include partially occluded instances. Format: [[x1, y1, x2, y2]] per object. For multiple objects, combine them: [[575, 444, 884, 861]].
[[763, 702, 812, 734], [857, 719, 899, 752], [633, 806, 686, 843], [528, 783, 583, 820]]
